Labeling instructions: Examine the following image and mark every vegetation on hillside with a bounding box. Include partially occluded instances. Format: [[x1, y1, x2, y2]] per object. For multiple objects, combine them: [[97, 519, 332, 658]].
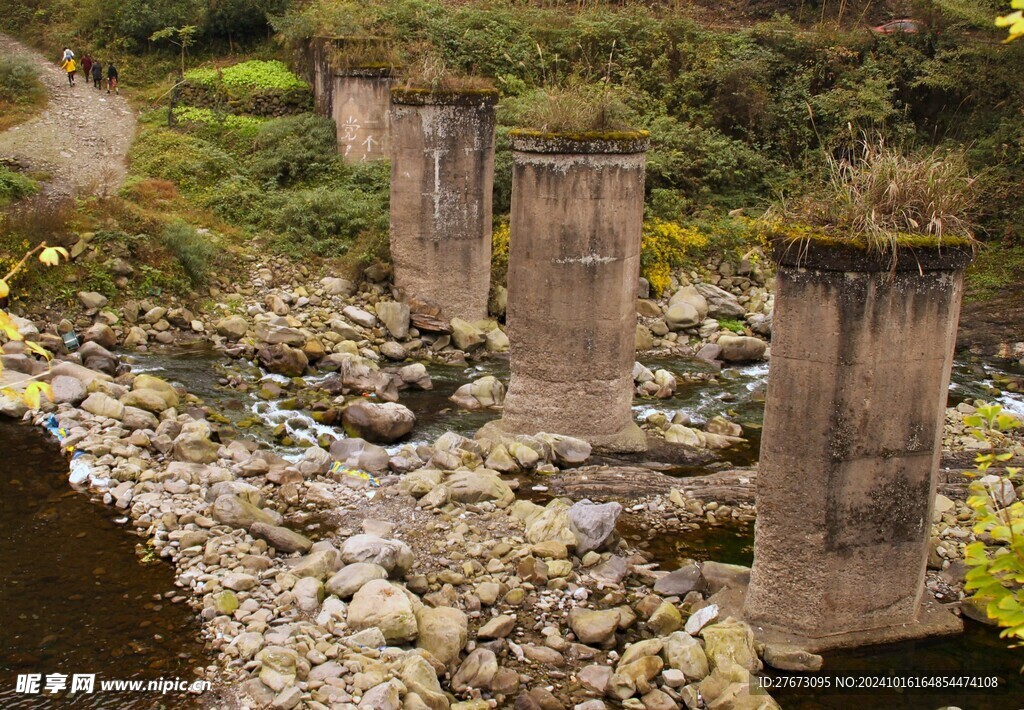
[[0, 55, 47, 132]]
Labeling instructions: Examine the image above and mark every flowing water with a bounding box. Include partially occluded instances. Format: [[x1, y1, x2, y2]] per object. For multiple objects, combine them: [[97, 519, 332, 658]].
[[0, 421, 209, 708]]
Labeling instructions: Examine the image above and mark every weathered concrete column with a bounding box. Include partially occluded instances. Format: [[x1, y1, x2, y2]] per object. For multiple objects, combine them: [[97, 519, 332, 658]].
[[487, 132, 649, 452], [743, 239, 973, 652], [308, 37, 336, 116], [389, 88, 498, 321], [332, 68, 392, 162]]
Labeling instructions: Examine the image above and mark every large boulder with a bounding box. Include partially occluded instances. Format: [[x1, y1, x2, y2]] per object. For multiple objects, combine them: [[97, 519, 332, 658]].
[[329, 438, 390, 473], [215, 315, 248, 340], [665, 301, 701, 331], [51, 375, 87, 405], [173, 420, 220, 463], [339, 534, 414, 576], [81, 392, 124, 420], [450, 318, 485, 351], [694, 283, 745, 319], [120, 388, 170, 414], [376, 301, 410, 339], [447, 470, 515, 508], [568, 607, 621, 646], [325, 563, 388, 598], [258, 343, 308, 377], [254, 320, 306, 347], [449, 376, 505, 410], [663, 631, 710, 681], [81, 323, 117, 350], [342, 402, 415, 444], [212, 494, 279, 531], [347, 580, 418, 644], [716, 335, 767, 362], [670, 286, 710, 321], [416, 606, 468, 668], [569, 500, 622, 555], [701, 617, 761, 672], [77, 341, 118, 375], [249, 522, 313, 553]]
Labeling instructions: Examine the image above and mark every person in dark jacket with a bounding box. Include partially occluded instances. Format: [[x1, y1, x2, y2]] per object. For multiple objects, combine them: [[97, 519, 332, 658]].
[[91, 60, 102, 89], [106, 62, 118, 95], [81, 53, 92, 81]]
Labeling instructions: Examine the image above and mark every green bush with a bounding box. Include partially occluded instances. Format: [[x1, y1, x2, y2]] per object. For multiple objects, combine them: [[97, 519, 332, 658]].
[[0, 165, 39, 206], [159, 220, 216, 286], [250, 114, 340, 186], [0, 55, 45, 105], [172, 106, 265, 149], [265, 185, 388, 257], [128, 126, 240, 195], [185, 60, 308, 92]]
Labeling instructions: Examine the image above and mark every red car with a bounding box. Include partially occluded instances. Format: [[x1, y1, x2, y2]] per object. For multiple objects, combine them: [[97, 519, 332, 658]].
[[871, 19, 924, 34]]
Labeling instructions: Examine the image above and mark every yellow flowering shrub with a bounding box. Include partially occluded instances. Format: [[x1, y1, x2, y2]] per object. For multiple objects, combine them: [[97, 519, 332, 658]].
[[491, 220, 511, 285], [640, 219, 708, 296]]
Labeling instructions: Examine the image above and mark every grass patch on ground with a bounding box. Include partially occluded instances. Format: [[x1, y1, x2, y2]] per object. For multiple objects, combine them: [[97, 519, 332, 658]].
[[0, 55, 47, 131], [0, 165, 39, 206]]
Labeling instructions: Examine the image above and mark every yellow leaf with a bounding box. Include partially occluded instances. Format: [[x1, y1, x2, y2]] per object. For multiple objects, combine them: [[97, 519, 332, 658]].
[[23, 381, 53, 409], [0, 310, 24, 341], [0, 279, 8, 299], [25, 340, 52, 361], [38, 247, 67, 267]]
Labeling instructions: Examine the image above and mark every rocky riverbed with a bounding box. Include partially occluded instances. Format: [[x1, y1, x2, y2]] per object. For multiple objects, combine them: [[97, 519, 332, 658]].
[[2, 254, 1023, 710]]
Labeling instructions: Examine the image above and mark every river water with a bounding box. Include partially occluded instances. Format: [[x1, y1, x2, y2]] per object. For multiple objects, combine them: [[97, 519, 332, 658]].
[[0, 421, 208, 708]]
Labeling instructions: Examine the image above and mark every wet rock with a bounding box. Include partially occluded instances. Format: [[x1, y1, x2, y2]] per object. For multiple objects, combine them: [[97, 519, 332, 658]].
[[569, 500, 622, 555], [120, 388, 169, 414], [417, 606, 468, 667], [647, 601, 683, 635], [762, 644, 823, 672], [258, 343, 308, 377], [339, 535, 414, 576], [326, 562, 388, 598], [348, 579, 418, 643], [701, 561, 750, 595], [537, 433, 592, 466], [342, 401, 416, 444], [450, 318, 486, 351], [249, 522, 313, 553], [399, 363, 432, 389]]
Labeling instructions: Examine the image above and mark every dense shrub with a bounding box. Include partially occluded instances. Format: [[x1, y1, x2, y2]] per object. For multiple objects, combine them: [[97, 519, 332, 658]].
[[265, 185, 388, 257], [640, 219, 708, 296], [0, 166, 39, 206], [128, 126, 240, 195], [185, 60, 308, 92], [0, 55, 45, 105], [159, 220, 216, 286], [250, 114, 339, 186]]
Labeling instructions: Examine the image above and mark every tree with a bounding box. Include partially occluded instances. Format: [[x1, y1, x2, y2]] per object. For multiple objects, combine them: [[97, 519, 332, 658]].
[[150, 25, 199, 76]]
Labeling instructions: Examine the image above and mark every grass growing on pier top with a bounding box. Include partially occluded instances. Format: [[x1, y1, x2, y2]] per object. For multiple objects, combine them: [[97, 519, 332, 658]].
[[502, 83, 637, 136], [776, 138, 979, 252]]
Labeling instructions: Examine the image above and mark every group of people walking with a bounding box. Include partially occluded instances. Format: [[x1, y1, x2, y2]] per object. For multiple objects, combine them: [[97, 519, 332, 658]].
[[60, 47, 118, 93]]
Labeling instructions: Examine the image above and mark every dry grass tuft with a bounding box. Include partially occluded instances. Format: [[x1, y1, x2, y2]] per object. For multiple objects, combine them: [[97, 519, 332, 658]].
[[399, 55, 494, 93], [504, 83, 634, 134], [791, 137, 978, 250]]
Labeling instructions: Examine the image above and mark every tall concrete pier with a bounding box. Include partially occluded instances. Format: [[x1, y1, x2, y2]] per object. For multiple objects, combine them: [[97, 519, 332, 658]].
[[389, 88, 498, 321], [743, 240, 973, 651], [332, 68, 392, 162], [489, 132, 649, 452]]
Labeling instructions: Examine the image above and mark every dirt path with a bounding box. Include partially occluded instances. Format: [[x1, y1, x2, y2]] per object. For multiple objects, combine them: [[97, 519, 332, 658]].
[[0, 34, 135, 200]]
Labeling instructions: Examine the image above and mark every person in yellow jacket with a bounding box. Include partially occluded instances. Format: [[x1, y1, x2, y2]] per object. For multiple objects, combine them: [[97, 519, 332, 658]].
[[61, 56, 76, 86]]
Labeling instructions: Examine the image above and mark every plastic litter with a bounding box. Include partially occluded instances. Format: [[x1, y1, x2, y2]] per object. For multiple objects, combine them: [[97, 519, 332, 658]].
[[328, 461, 380, 487]]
